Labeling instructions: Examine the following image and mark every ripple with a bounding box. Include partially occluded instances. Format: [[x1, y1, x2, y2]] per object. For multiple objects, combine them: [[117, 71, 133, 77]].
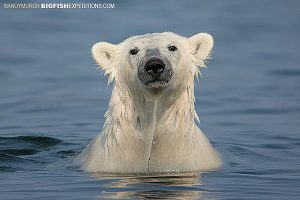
[[57, 150, 77, 158], [0, 135, 61, 150], [0, 166, 16, 172], [92, 173, 206, 199], [0, 135, 65, 172], [269, 69, 300, 77], [0, 153, 46, 172], [0, 148, 38, 156], [0, 154, 44, 163]]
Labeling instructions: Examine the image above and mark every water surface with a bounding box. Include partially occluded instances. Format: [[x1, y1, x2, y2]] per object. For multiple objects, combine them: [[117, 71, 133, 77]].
[[0, 0, 300, 199]]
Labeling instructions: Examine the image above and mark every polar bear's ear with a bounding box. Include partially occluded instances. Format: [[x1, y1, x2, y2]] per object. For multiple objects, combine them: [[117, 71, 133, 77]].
[[188, 33, 214, 67], [92, 42, 119, 83]]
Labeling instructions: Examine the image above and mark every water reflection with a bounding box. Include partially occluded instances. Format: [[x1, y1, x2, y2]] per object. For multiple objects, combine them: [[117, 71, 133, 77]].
[[92, 173, 206, 199]]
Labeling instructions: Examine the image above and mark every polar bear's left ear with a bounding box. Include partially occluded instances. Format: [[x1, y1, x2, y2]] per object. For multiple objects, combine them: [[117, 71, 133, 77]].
[[188, 33, 214, 67], [92, 42, 119, 83]]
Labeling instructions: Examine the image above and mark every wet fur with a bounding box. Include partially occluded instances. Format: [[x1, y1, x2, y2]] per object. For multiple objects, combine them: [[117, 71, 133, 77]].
[[76, 32, 221, 173]]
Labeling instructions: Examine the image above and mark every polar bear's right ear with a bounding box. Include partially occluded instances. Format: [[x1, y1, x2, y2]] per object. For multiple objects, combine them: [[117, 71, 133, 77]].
[[92, 42, 119, 83], [187, 33, 214, 68]]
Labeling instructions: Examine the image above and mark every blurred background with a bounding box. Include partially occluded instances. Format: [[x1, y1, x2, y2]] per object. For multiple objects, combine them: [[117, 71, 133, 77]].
[[0, 0, 299, 199]]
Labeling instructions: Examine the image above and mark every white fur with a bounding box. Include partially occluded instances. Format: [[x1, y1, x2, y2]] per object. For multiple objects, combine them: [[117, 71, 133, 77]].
[[76, 32, 221, 174]]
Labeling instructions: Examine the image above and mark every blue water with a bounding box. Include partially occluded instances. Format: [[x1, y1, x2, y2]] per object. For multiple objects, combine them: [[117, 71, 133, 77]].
[[1, 0, 300, 199]]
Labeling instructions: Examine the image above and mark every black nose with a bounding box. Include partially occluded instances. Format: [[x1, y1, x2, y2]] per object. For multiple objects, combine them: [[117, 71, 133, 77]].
[[144, 58, 165, 77]]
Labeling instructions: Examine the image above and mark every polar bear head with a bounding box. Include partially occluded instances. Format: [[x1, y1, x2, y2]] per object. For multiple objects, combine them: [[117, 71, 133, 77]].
[[91, 32, 213, 95]]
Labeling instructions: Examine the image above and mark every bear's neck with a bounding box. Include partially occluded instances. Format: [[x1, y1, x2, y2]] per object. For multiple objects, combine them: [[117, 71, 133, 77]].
[[103, 80, 197, 145]]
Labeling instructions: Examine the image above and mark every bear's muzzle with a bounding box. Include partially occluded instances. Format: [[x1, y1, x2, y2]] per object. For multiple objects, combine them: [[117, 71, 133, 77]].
[[138, 49, 174, 90]]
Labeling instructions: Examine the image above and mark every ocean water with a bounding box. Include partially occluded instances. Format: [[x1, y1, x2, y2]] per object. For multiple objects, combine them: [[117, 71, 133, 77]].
[[0, 0, 300, 199]]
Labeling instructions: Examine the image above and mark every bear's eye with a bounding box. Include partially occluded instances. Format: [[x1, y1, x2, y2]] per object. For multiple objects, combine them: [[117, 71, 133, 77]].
[[168, 45, 177, 52], [129, 48, 139, 55]]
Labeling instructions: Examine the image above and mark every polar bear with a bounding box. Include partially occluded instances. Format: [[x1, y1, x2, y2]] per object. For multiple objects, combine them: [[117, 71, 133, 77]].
[[76, 32, 221, 174]]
